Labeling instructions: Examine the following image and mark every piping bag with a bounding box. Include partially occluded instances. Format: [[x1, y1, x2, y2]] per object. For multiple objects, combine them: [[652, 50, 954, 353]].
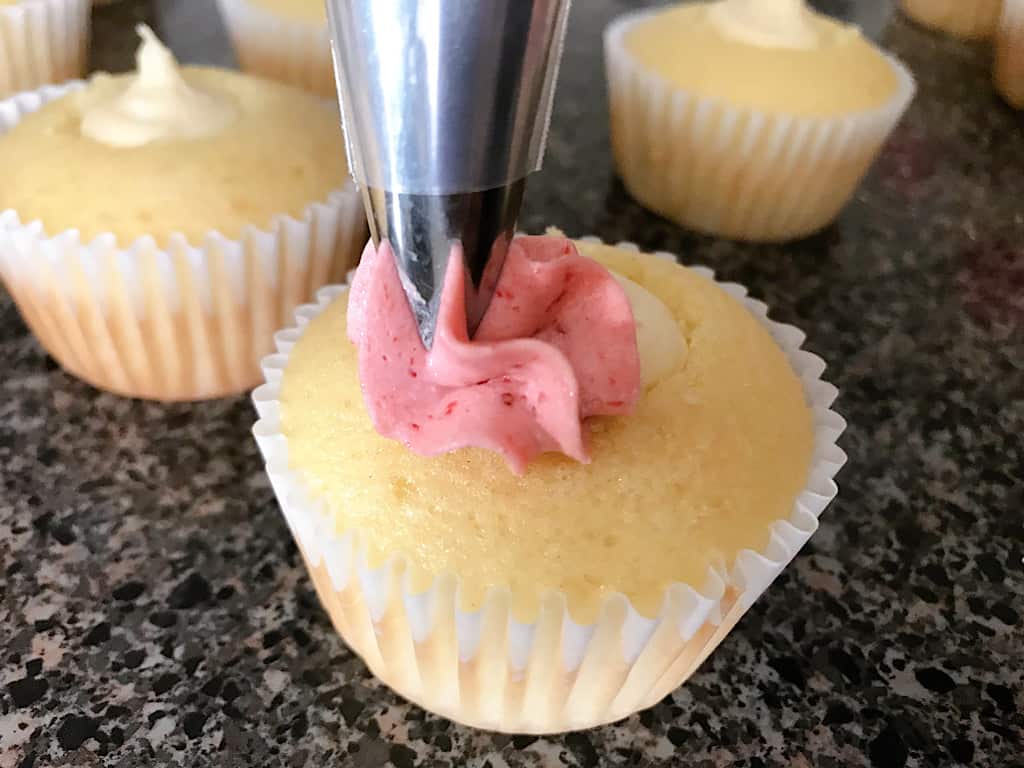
[[326, 0, 573, 348]]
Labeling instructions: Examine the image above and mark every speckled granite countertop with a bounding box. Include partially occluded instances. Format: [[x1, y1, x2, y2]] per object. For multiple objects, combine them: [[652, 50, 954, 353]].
[[1, 2, 1021, 766]]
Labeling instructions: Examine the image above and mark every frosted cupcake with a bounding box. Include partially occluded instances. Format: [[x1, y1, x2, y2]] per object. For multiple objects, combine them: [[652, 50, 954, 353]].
[[0, 27, 365, 401], [605, 0, 915, 242], [252, 233, 846, 733], [996, 0, 1024, 108], [217, 0, 334, 97], [900, 0, 1002, 40], [0, 0, 90, 98]]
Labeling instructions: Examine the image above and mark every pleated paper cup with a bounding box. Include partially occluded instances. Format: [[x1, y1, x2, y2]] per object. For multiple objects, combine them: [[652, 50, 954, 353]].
[[900, 0, 1002, 39], [216, 0, 334, 98], [251, 238, 848, 734], [0, 0, 89, 98], [604, 10, 916, 243], [996, 0, 1024, 108], [0, 82, 367, 402]]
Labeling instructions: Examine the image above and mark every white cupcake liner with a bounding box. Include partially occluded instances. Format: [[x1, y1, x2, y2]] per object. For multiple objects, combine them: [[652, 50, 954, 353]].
[[216, 0, 334, 97], [900, 0, 1002, 39], [0, 0, 89, 98], [604, 10, 916, 243], [250, 238, 848, 733], [996, 0, 1024, 108], [0, 81, 367, 401]]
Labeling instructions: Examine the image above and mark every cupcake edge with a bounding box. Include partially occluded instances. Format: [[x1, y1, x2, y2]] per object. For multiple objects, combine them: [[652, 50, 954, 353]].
[[0, 0, 90, 98], [604, 9, 916, 243], [996, 0, 1024, 109], [216, 0, 336, 98], [0, 81, 367, 401], [250, 238, 849, 733]]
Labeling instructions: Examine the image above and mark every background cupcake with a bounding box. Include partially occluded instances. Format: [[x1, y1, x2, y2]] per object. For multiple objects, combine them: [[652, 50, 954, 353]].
[[253, 236, 846, 733], [0, 27, 365, 401], [605, 0, 915, 242], [900, 0, 1002, 40], [216, 0, 333, 97], [0, 0, 90, 98], [996, 0, 1024, 108]]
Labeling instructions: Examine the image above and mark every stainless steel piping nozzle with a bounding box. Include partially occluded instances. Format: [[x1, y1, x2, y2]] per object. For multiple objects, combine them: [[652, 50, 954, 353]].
[[327, 0, 572, 348]]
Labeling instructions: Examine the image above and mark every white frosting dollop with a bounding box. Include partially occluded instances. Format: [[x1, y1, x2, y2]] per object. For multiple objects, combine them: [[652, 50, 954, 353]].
[[709, 0, 821, 49], [81, 25, 237, 148], [611, 271, 687, 389]]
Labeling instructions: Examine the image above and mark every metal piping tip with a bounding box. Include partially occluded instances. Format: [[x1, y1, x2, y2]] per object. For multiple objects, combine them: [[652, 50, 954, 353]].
[[327, 0, 572, 348], [364, 182, 524, 348]]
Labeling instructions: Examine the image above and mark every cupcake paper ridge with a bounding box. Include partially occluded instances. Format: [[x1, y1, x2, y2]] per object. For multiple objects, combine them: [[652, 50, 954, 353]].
[[0, 81, 360, 312], [250, 236, 848, 731], [0, 81, 367, 401], [604, 9, 916, 242], [216, 0, 335, 97], [0, 0, 89, 99]]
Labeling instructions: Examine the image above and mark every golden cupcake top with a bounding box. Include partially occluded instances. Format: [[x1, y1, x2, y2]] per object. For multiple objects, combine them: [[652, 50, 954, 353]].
[[279, 241, 815, 623], [623, 0, 899, 117], [247, 0, 325, 23], [0, 29, 347, 245]]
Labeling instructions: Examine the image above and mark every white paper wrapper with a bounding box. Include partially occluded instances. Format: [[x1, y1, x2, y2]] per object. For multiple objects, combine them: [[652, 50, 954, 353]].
[[901, 0, 1002, 39], [216, 0, 334, 97], [0, 82, 367, 401], [250, 238, 848, 733], [996, 0, 1024, 108], [0, 0, 89, 98], [604, 10, 916, 243]]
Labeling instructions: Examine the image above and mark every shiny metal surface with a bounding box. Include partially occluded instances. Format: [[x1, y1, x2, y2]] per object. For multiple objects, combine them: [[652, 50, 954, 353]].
[[327, 0, 571, 346], [363, 182, 525, 348]]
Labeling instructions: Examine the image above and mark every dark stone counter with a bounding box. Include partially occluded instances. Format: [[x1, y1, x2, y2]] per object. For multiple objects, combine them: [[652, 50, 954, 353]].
[[1, 1, 1021, 766]]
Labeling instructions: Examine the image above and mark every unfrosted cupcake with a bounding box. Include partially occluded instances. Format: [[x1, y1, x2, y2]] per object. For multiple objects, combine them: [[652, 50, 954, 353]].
[[996, 0, 1024, 108], [605, 0, 915, 242], [217, 0, 334, 97], [900, 0, 1001, 40], [0, 27, 365, 401], [0, 0, 90, 98], [252, 234, 846, 733]]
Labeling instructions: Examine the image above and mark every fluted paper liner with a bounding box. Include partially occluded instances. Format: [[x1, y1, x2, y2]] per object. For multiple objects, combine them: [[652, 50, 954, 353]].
[[0, 82, 367, 401], [217, 0, 334, 98], [604, 10, 916, 243], [0, 0, 89, 99], [250, 238, 848, 733], [996, 0, 1024, 108], [901, 0, 1001, 39]]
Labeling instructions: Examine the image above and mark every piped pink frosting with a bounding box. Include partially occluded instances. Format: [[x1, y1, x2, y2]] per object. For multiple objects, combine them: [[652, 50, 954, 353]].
[[347, 235, 641, 474]]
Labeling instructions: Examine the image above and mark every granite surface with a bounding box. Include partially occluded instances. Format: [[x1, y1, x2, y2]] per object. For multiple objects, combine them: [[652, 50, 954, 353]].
[[1, 1, 1022, 766]]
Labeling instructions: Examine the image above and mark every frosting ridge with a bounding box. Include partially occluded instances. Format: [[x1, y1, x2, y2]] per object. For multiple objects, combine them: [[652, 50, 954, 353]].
[[347, 236, 644, 474], [709, 0, 822, 49], [81, 25, 237, 148]]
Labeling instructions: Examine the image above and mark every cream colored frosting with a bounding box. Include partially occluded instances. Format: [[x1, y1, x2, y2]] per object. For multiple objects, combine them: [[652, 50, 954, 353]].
[[709, 0, 825, 49], [80, 25, 237, 148], [612, 270, 686, 389]]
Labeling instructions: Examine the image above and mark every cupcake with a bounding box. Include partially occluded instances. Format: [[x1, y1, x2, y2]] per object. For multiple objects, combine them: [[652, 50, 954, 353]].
[[252, 233, 846, 733], [900, 0, 1002, 40], [0, 0, 90, 98], [604, 0, 915, 242], [217, 0, 334, 97], [996, 0, 1024, 108], [0, 27, 366, 401]]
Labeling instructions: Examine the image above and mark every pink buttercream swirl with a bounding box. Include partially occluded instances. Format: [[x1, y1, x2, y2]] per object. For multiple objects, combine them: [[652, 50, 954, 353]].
[[347, 235, 642, 474]]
